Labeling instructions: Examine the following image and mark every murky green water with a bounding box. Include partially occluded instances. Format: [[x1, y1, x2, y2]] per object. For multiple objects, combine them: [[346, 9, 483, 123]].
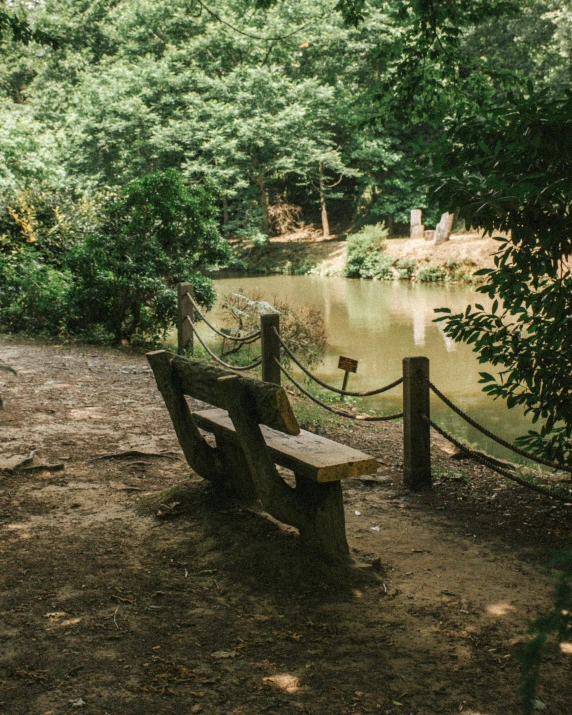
[[199, 275, 534, 464]]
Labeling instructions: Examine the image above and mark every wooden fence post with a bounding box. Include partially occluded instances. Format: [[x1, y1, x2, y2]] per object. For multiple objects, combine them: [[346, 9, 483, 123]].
[[261, 313, 281, 385], [177, 282, 194, 355], [403, 356, 432, 490]]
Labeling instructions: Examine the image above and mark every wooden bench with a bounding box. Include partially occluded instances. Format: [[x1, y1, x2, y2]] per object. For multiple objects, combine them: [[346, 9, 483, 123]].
[[147, 350, 377, 560]]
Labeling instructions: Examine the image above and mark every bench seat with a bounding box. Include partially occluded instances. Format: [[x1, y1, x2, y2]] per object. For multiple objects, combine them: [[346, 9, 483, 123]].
[[194, 407, 377, 484]]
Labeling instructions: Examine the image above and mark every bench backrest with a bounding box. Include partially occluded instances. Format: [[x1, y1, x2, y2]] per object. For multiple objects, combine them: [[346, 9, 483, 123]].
[[146, 351, 300, 436]]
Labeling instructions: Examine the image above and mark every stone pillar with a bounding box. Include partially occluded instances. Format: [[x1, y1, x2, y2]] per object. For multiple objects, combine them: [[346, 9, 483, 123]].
[[433, 212, 454, 244], [410, 209, 425, 239]]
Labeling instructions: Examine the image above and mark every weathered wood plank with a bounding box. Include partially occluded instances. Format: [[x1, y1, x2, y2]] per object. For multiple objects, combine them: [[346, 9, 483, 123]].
[[146, 350, 224, 482], [148, 352, 299, 436], [193, 408, 377, 483], [225, 383, 303, 530], [403, 356, 432, 491], [295, 476, 349, 558]]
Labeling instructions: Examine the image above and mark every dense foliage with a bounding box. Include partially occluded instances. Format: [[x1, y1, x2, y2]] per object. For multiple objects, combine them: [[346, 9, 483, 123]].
[[431, 91, 572, 464], [67, 170, 229, 343], [3, 0, 548, 238], [1, 1, 569, 239], [0, 171, 227, 343]]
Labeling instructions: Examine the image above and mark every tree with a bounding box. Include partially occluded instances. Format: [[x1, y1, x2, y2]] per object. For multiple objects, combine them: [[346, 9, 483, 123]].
[[18, 0, 443, 233], [0, 4, 60, 48], [429, 89, 572, 464], [67, 170, 230, 343]]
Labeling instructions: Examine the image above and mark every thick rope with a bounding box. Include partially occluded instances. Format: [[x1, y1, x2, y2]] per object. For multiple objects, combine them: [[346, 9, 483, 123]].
[[185, 292, 261, 343], [277, 360, 403, 422], [272, 327, 403, 397], [186, 316, 262, 371], [429, 381, 570, 473], [425, 415, 572, 502]]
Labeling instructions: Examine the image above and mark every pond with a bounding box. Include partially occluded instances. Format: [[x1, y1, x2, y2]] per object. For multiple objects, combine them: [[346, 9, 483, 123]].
[[198, 275, 533, 465]]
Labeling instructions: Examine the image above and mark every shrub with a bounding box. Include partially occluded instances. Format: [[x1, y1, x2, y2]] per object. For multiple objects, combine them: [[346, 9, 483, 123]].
[[0, 249, 70, 334], [344, 223, 388, 278], [417, 264, 447, 282], [361, 253, 394, 280], [220, 290, 326, 369], [67, 170, 230, 344], [395, 258, 417, 280], [0, 187, 100, 268]]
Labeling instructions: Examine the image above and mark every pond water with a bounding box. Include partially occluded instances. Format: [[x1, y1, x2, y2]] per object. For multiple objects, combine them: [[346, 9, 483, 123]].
[[200, 275, 533, 464]]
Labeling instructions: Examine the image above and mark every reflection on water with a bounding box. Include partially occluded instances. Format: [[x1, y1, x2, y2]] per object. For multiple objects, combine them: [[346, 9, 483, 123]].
[[204, 275, 533, 464]]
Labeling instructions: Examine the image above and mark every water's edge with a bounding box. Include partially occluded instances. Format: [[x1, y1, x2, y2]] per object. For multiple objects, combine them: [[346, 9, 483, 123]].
[[198, 275, 531, 465]]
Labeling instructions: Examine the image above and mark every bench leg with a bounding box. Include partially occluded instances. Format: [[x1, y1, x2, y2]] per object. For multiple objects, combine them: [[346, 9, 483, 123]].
[[295, 476, 350, 561], [214, 432, 257, 503]]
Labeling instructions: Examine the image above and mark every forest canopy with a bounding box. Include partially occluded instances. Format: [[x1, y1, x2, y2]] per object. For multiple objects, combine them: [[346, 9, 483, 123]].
[[2, 0, 570, 235]]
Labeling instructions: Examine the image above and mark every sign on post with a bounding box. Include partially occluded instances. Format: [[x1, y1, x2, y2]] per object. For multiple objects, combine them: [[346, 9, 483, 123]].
[[338, 356, 358, 394]]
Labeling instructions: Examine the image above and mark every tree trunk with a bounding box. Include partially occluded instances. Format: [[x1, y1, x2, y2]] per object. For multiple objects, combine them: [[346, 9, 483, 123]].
[[222, 196, 229, 236], [256, 174, 270, 234], [319, 163, 330, 238]]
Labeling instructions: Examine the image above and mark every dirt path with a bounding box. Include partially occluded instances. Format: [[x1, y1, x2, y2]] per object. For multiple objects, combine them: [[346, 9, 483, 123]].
[[1, 337, 571, 715]]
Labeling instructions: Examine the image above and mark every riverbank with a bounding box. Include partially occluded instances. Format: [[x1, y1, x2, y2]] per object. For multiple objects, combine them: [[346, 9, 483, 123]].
[[1, 335, 571, 714], [227, 227, 498, 283]]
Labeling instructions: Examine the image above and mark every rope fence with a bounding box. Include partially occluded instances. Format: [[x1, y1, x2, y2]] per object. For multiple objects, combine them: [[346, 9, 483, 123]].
[[185, 291, 261, 343], [186, 315, 262, 371], [424, 414, 572, 502], [276, 359, 403, 422], [272, 326, 404, 397], [176, 282, 572, 502], [429, 381, 570, 473]]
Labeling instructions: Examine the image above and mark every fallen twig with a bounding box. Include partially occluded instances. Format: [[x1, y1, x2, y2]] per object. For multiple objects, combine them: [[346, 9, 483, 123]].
[[20, 464, 65, 474], [90, 450, 182, 462], [13, 449, 35, 470], [0, 450, 37, 474]]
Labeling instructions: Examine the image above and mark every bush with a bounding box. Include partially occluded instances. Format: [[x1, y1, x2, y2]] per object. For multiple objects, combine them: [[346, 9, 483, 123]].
[[358, 253, 394, 280], [344, 223, 388, 278], [220, 290, 327, 369], [395, 258, 417, 280], [417, 264, 447, 282], [67, 170, 230, 344], [0, 249, 70, 334], [0, 187, 100, 268]]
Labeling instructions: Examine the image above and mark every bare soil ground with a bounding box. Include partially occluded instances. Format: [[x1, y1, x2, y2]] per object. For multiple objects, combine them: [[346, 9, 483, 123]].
[[382, 235, 497, 272], [1, 336, 571, 715], [229, 229, 498, 278]]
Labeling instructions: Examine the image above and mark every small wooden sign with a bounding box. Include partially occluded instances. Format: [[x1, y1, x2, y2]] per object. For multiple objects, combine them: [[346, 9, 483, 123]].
[[338, 356, 358, 374]]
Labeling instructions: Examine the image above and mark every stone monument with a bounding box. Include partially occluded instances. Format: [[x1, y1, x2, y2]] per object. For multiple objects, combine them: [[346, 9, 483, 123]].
[[410, 209, 425, 239]]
